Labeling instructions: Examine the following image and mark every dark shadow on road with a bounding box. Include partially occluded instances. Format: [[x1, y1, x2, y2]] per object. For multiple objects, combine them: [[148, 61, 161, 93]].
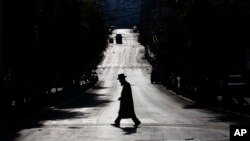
[[166, 88, 250, 125], [0, 120, 43, 141], [182, 103, 250, 125], [183, 104, 210, 110], [92, 85, 109, 90], [58, 92, 112, 109], [110, 124, 138, 135], [35, 109, 87, 121], [208, 114, 250, 124], [0, 89, 112, 141], [120, 127, 137, 135], [68, 126, 82, 129], [0, 108, 86, 141]]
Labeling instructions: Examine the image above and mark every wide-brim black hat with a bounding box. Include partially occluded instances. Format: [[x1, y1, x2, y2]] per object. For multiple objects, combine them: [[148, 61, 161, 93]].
[[117, 73, 126, 79]]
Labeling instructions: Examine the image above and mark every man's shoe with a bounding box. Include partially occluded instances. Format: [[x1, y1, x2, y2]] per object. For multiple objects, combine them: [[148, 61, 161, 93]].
[[134, 121, 141, 127], [111, 123, 120, 128]]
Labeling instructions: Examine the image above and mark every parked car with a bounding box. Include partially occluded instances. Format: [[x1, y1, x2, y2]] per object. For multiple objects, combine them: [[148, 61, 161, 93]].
[[109, 37, 114, 43], [151, 67, 164, 84], [89, 71, 99, 84], [80, 70, 99, 85]]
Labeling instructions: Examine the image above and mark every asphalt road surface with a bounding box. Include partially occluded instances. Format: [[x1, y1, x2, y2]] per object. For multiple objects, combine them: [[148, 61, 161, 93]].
[[7, 29, 250, 141]]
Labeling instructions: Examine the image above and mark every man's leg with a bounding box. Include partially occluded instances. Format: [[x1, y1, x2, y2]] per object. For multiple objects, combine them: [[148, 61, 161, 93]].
[[113, 115, 121, 127], [132, 115, 141, 126]]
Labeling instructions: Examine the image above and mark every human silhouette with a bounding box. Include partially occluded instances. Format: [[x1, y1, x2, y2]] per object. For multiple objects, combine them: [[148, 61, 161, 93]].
[[111, 73, 141, 127]]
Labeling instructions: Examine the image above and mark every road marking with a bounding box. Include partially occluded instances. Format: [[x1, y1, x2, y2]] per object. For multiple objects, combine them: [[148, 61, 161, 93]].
[[140, 118, 158, 124], [41, 123, 228, 130]]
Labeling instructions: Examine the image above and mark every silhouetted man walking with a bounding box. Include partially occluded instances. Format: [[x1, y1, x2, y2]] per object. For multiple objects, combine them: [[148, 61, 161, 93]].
[[112, 73, 141, 127]]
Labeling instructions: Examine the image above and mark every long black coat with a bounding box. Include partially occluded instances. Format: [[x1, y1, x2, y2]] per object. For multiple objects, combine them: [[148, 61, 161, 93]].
[[118, 81, 136, 118]]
